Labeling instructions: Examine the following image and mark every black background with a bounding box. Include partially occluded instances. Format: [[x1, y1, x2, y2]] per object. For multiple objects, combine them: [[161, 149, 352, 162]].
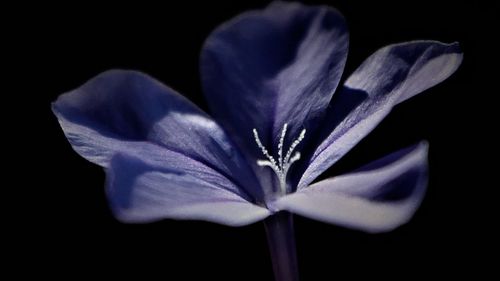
[[17, 0, 496, 279]]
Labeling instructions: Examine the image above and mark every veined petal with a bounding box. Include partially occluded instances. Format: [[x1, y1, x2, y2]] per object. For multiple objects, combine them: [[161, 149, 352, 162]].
[[299, 41, 462, 188], [107, 153, 270, 226], [200, 1, 348, 167], [52, 70, 262, 200], [276, 142, 428, 233]]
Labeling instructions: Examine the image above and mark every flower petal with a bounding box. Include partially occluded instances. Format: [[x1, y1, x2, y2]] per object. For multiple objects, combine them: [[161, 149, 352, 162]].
[[298, 41, 462, 188], [107, 153, 270, 226], [275, 142, 428, 233], [200, 1, 348, 163], [52, 70, 262, 200]]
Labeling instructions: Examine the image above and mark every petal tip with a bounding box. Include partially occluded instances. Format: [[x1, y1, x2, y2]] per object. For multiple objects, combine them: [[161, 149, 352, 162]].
[[417, 140, 430, 153]]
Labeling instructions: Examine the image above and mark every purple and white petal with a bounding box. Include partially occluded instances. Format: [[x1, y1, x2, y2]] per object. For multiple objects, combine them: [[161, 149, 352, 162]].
[[200, 1, 348, 163], [298, 41, 462, 188], [52, 70, 262, 200], [276, 142, 428, 233], [107, 153, 271, 226]]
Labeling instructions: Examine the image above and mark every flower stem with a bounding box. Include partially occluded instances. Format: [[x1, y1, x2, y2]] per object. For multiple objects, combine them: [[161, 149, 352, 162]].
[[264, 211, 299, 281]]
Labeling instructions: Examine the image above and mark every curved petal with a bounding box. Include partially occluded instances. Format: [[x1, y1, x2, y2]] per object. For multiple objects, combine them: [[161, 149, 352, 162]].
[[299, 41, 462, 188], [52, 70, 262, 200], [200, 1, 348, 169], [276, 142, 428, 233], [107, 153, 270, 226]]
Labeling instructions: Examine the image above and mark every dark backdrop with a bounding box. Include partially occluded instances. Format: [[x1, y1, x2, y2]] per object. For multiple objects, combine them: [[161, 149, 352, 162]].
[[20, 0, 495, 279]]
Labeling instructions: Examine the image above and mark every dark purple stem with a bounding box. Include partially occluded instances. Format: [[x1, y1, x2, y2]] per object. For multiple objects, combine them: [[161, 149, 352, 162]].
[[264, 211, 299, 281]]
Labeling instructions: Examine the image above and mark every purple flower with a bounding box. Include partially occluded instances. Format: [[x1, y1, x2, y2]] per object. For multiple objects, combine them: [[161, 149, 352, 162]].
[[52, 2, 461, 236]]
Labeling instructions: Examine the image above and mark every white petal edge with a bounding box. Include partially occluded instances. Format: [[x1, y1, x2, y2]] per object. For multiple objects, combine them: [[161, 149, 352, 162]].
[[276, 142, 428, 233], [107, 153, 271, 227]]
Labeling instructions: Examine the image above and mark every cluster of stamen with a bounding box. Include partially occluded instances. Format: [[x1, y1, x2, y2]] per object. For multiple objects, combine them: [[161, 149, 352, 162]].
[[253, 123, 306, 195]]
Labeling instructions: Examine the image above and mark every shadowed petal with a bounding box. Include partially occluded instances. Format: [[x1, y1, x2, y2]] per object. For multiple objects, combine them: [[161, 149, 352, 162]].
[[107, 153, 270, 226], [276, 142, 428, 233], [200, 1, 348, 169], [52, 69, 262, 200], [298, 41, 462, 188]]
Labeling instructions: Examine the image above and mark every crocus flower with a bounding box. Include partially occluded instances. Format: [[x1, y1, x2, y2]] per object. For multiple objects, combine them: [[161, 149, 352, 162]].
[[52, 1, 462, 280]]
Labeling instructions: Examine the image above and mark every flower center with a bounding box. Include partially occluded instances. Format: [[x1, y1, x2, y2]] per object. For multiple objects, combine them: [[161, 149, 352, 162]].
[[253, 123, 306, 195]]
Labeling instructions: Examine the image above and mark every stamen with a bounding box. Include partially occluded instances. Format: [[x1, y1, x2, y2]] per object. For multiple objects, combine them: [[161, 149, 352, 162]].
[[253, 128, 277, 168], [284, 128, 306, 164], [253, 124, 306, 195], [277, 123, 288, 169], [288, 152, 301, 165]]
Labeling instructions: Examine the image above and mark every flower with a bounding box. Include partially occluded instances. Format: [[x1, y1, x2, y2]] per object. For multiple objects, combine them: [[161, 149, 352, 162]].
[[52, 1, 462, 233]]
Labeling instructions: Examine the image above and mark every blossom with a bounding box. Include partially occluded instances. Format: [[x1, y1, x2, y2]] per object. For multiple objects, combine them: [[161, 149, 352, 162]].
[[52, 1, 462, 233]]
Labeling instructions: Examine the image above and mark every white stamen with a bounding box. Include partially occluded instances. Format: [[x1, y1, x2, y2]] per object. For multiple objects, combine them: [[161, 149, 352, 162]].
[[253, 128, 277, 167], [284, 128, 306, 164], [277, 123, 288, 169], [289, 152, 301, 165], [253, 124, 306, 195]]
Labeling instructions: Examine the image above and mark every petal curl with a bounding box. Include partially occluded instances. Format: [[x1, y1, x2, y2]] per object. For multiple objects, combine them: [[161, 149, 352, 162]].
[[52, 70, 262, 200], [276, 142, 428, 233], [107, 153, 270, 226], [200, 1, 348, 165], [299, 41, 462, 188]]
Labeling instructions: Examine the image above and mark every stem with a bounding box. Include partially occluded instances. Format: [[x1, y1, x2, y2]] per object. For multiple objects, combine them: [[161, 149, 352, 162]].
[[264, 211, 299, 281]]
